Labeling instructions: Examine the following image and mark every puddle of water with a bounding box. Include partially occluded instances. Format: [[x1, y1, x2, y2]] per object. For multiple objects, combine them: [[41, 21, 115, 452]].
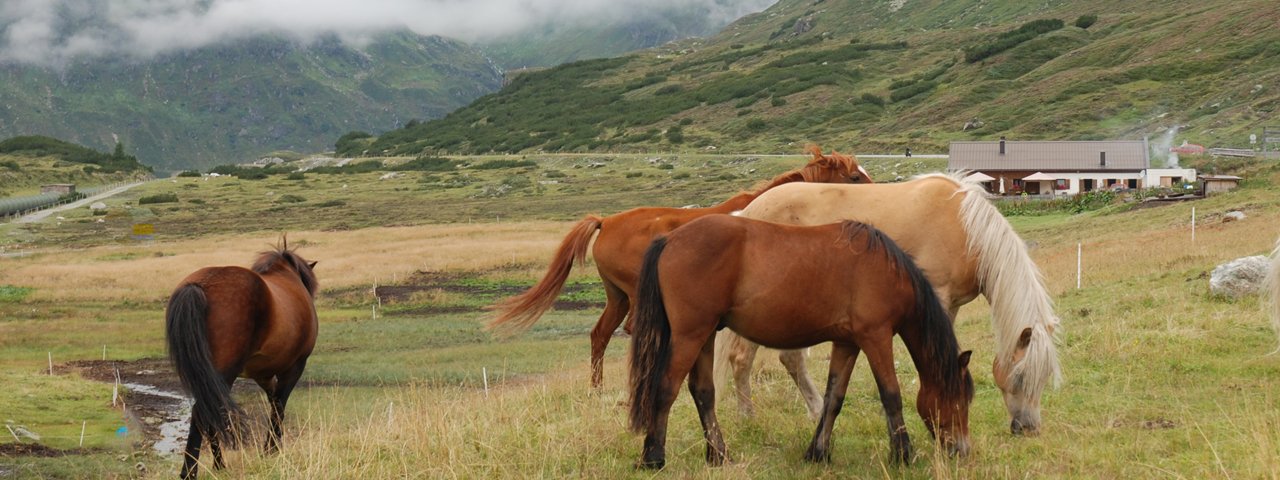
[[122, 382, 191, 456]]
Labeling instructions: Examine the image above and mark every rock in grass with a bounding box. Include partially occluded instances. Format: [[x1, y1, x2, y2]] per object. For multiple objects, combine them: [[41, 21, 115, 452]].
[[1209, 255, 1268, 298]]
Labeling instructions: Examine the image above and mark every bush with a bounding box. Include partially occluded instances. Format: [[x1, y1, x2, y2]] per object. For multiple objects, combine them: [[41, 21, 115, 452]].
[[277, 194, 306, 203], [286, 172, 306, 180], [139, 193, 179, 205], [472, 159, 537, 170], [396, 157, 459, 172], [890, 80, 937, 102], [1075, 14, 1097, 29], [177, 170, 201, 177], [860, 93, 886, 106], [665, 126, 684, 144], [315, 199, 346, 208], [770, 96, 788, 107], [657, 163, 674, 170], [745, 118, 768, 132], [678, 118, 694, 126], [625, 171, 644, 178], [964, 18, 1064, 63], [0, 160, 20, 171]]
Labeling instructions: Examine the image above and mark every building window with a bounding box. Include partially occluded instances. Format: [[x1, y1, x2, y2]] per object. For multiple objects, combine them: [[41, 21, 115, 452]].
[[1055, 179, 1069, 190]]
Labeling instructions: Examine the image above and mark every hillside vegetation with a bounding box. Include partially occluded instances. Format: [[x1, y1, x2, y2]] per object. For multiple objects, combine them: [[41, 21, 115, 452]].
[[0, 136, 152, 197], [0, 32, 501, 172], [357, 0, 1280, 156]]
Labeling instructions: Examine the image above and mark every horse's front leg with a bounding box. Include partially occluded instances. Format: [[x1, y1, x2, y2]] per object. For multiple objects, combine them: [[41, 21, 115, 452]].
[[804, 343, 858, 462], [863, 336, 912, 463]]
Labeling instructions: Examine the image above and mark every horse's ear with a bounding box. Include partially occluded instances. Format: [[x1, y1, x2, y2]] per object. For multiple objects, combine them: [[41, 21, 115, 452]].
[[308, 261, 318, 269], [958, 350, 973, 368], [1018, 327, 1034, 349]]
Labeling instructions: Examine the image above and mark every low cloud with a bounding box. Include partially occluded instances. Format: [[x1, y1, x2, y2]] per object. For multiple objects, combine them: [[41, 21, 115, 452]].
[[0, 0, 776, 66]]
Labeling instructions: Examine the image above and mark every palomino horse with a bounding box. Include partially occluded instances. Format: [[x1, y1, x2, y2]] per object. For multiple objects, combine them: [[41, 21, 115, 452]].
[[717, 173, 1061, 435], [488, 146, 872, 391], [629, 215, 973, 468], [165, 242, 318, 479]]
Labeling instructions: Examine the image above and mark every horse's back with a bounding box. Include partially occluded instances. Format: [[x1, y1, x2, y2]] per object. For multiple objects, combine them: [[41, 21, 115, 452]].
[[741, 176, 978, 308]]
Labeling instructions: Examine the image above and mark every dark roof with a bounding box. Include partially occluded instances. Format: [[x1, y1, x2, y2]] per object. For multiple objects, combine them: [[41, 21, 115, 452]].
[[949, 140, 1150, 171]]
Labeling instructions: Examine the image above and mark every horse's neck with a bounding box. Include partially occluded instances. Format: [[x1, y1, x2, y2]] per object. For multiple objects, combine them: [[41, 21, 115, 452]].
[[710, 172, 805, 212], [897, 327, 948, 391]]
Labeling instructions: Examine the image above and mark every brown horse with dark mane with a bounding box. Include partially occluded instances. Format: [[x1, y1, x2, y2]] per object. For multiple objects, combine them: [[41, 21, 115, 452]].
[[488, 146, 872, 389], [628, 215, 973, 468], [165, 240, 318, 479]]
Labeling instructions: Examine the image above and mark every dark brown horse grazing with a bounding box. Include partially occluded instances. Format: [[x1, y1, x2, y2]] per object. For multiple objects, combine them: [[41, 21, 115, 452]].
[[165, 241, 318, 479], [489, 146, 872, 391], [628, 215, 973, 468]]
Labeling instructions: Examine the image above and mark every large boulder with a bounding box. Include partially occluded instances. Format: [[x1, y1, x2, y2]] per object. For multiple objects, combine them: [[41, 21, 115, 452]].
[[89, 202, 107, 211], [1210, 255, 1269, 298]]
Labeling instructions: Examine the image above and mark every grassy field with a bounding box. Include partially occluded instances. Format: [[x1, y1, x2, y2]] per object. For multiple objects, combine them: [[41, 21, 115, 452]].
[[1, 154, 1278, 478]]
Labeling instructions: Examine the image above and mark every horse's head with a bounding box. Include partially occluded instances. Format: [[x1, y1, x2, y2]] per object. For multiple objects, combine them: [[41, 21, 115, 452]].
[[801, 145, 874, 184], [992, 326, 1050, 435], [253, 241, 320, 297], [917, 349, 974, 457]]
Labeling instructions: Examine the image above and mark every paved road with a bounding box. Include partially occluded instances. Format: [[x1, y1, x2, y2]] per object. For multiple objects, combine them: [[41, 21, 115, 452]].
[[16, 181, 150, 224]]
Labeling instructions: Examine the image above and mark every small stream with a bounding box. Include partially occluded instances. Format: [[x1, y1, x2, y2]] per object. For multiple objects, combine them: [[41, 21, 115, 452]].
[[121, 382, 192, 456]]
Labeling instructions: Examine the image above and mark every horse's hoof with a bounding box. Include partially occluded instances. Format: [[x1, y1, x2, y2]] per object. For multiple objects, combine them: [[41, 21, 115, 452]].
[[802, 448, 830, 463], [635, 458, 665, 470]]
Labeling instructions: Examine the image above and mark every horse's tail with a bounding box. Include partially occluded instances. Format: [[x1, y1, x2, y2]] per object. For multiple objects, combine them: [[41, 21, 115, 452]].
[[1266, 237, 1280, 351], [629, 236, 672, 433], [165, 283, 240, 445], [487, 215, 602, 336], [943, 173, 1062, 399]]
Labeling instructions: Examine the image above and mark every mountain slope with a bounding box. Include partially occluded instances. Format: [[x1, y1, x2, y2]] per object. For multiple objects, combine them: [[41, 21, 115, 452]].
[[0, 32, 502, 172], [359, 0, 1280, 156]]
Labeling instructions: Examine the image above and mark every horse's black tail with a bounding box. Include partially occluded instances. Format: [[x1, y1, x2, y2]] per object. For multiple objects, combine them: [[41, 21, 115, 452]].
[[629, 236, 673, 433], [165, 283, 240, 445]]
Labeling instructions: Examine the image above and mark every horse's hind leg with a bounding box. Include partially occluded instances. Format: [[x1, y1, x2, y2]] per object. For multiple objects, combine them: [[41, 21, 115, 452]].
[[640, 324, 717, 469], [862, 335, 912, 464], [688, 334, 726, 466], [727, 334, 759, 417], [262, 358, 309, 453], [803, 343, 858, 463], [180, 417, 203, 479], [778, 348, 823, 420], [588, 279, 629, 388]]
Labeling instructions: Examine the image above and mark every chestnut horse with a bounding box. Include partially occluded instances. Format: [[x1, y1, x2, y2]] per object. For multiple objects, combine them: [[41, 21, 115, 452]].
[[717, 173, 1061, 435], [488, 146, 872, 389], [628, 215, 973, 468], [165, 242, 318, 479]]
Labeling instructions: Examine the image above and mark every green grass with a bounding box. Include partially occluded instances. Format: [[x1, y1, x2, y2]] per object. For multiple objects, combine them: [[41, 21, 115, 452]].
[[1, 157, 1278, 478]]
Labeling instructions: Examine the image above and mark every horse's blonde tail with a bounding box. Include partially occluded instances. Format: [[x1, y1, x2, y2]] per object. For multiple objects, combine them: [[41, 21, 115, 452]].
[[487, 215, 601, 336], [1266, 237, 1280, 351], [945, 173, 1062, 400]]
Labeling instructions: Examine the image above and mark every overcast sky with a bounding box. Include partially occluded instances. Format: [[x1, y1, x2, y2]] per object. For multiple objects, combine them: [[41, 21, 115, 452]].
[[0, 0, 776, 66]]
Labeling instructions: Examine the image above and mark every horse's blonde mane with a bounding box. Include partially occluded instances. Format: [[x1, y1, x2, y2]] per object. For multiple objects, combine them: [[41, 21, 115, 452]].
[[914, 171, 1062, 399], [1266, 236, 1280, 352]]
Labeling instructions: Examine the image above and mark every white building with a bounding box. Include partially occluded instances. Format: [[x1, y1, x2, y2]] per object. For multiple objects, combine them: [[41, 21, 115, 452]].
[[949, 138, 1196, 196]]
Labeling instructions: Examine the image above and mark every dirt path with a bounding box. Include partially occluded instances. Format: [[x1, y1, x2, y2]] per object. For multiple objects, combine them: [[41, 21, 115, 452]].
[[16, 181, 150, 224]]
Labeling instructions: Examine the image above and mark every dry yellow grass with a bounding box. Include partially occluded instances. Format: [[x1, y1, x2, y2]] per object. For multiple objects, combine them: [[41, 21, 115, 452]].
[[0, 221, 576, 302]]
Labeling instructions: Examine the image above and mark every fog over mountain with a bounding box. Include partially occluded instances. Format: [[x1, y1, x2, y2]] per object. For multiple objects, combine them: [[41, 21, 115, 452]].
[[0, 0, 776, 66]]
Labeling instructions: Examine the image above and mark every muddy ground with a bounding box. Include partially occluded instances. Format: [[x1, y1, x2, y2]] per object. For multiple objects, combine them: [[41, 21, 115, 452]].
[[373, 269, 604, 314]]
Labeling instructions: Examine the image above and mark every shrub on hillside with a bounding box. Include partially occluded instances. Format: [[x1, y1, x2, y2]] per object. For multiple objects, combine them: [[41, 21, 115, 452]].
[[334, 131, 374, 157], [286, 172, 306, 180], [1075, 14, 1097, 29], [139, 193, 178, 205], [964, 18, 1064, 63], [277, 194, 306, 203], [472, 159, 537, 170], [176, 170, 201, 177], [890, 80, 937, 102], [396, 157, 459, 172]]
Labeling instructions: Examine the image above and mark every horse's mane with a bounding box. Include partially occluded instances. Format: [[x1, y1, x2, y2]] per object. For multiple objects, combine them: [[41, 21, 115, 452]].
[[914, 171, 1061, 399], [253, 244, 319, 297], [748, 145, 860, 193], [838, 220, 969, 399]]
